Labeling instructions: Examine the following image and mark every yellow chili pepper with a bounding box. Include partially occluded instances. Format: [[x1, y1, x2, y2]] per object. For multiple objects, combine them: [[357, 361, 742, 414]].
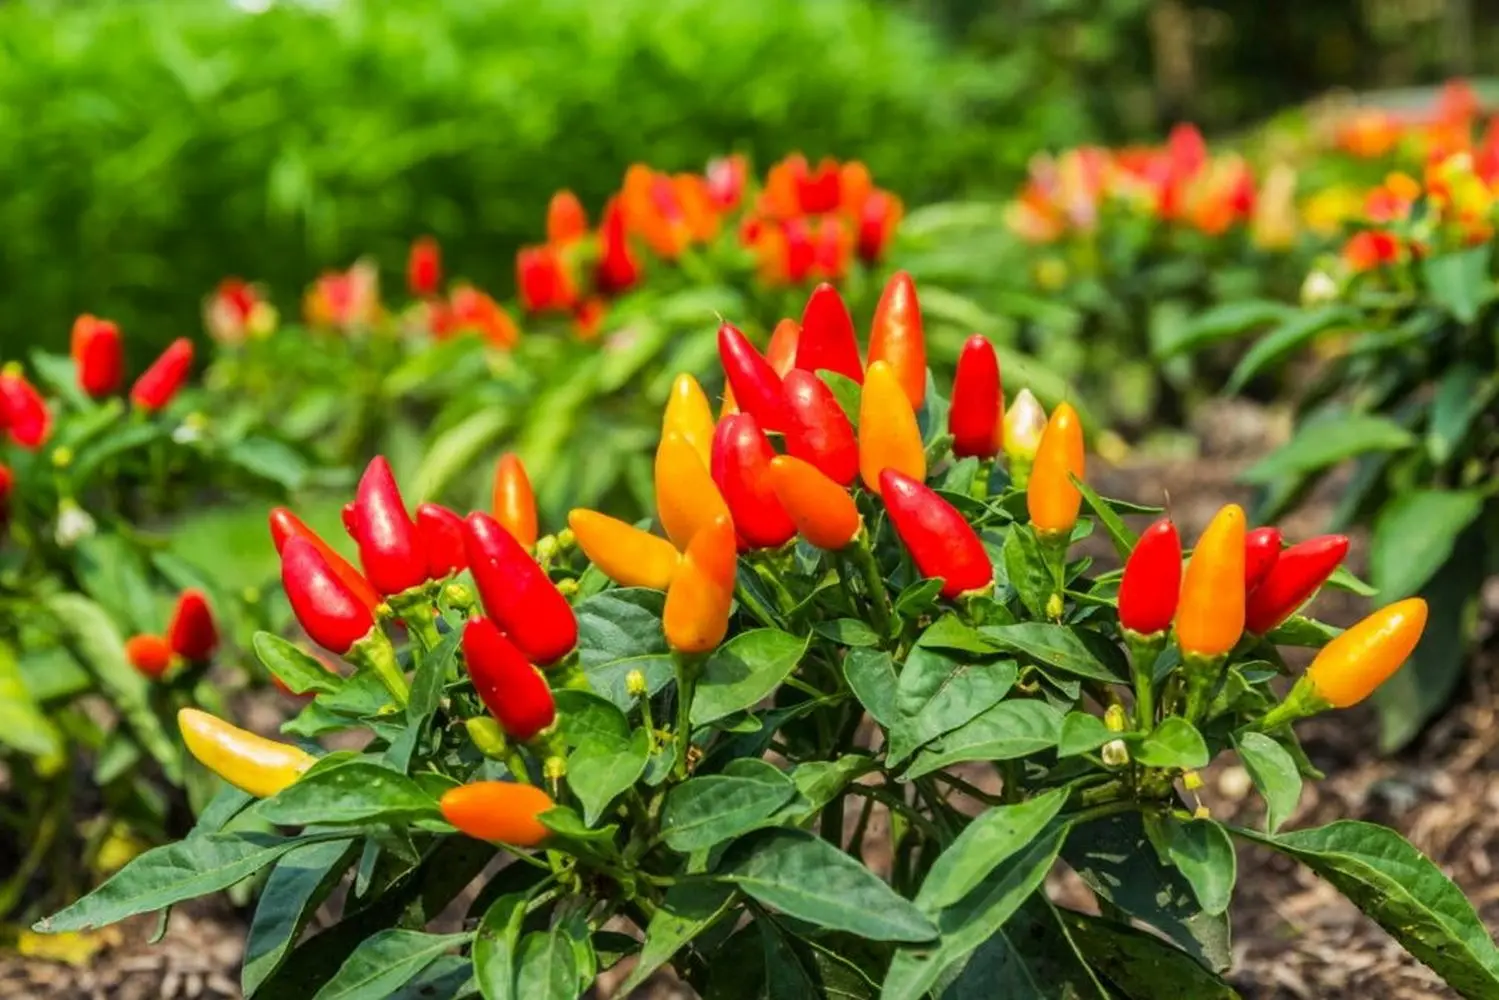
[[178, 708, 315, 798], [1025, 401, 1084, 538], [654, 430, 731, 551], [858, 360, 926, 495], [1003, 388, 1046, 487], [567, 509, 680, 590], [662, 373, 716, 469], [1175, 504, 1246, 659], [1305, 598, 1428, 708], [663, 515, 737, 653]]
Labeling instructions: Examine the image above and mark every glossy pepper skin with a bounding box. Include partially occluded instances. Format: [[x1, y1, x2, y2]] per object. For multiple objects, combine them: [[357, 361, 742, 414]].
[[711, 414, 796, 550], [796, 283, 863, 384], [167, 589, 218, 662], [130, 338, 194, 412], [718, 322, 788, 432], [71, 316, 124, 398], [858, 360, 926, 495], [1026, 402, 1085, 537], [492, 453, 539, 551], [881, 469, 993, 598], [462, 616, 556, 741], [1305, 598, 1428, 707], [948, 335, 1003, 459], [654, 430, 731, 552], [1117, 520, 1182, 636], [126, 635, 174, 679], [1245, 534, 1350, 635], [781, 369, 858, 487], [1243, 526, 1283, 593], [178, 708, 315, 798], [268, 507, 382, 614], [351, 457, 428, 596], [664, 514, 738, 653], [440, 781, 553, 846], [407, 236, 442, 297], [464, 512, 577, 665], [767, 456, 862, 551], [1175, 504, 1246, 659], [867, 271, 926, 409], [765, 319, 800, 376], [566, 510, 678, 590], [663, 374, 717, 469], [0, 366, 51, 449], [416, 503, 468, 578], [281, 537, 378, 655]]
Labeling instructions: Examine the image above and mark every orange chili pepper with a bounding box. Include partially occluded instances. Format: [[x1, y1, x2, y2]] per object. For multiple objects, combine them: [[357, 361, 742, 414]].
[[662, 374, 716, 469], [654, 431, 731, 551], [1175, 504, 1246, 659], [492, 453, 539, 550], [567, 509, 680, 590], [1025, 401, 1084, 538], [663, 515, 737, 653], [857, 360, 926, 495], [440, 781, 554, 846], [767, 455, 862, 551], [765, 319, 801, 377], [1305, 598, 1428, 708], [867, 270, 926, 409]]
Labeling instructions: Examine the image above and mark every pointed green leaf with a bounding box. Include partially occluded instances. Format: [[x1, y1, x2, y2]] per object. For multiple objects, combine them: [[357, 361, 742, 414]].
[[313, 930, 471, 1000], [692, 629, 810, 725], [1233, 732, 1301, 833], [917, 789, 1069, 911]]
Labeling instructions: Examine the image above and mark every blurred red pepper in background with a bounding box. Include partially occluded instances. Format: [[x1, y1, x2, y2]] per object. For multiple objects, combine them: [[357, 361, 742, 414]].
[[130, 338, 194, 412]]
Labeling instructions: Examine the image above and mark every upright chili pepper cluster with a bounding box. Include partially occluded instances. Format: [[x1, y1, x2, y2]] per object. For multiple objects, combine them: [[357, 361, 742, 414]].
[[126, 589, 219, 681]]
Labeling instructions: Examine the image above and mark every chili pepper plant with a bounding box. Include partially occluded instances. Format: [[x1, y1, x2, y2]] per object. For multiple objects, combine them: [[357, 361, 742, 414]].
[[38, 282, 1498, 999]]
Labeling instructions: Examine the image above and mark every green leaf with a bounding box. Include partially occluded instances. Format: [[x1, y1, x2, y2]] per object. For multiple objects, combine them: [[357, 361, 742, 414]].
[[37, 832, 333, 933], [1135, 718, 1209, 769], [819, 370, 863, 428], [719, 829, 938, 942], [0, 642, 63, 759], [618, 883, 736, 995], [887, 647, 1017, 764], [575, 588, 673, 710], [936, 896, 1109, 999], [1165, 819, 1236, 915], [692, 629, 809, 725], [979, 623, 1121, 682], [1236, 820, 1499, 996], [554, 690, 649, 825], [473, 894, 528, 1000], [1063, 813, 1232, 971], [259, 761, 440, 827], [225, 436, 311, 491], [313, 930, 471, 1000], [513, 927, 582, 1000], [535, 807, 621, 862], [1057, 712, 1117, 758], [1422, 243, 1492, 323], [842, 649, 898, 727], [882, 829, 1067, 1000], [1233, 732, 1302, 834], [1369, 489, 1485, 601], [1428, 363, 1494, 464], [412, 407, 511, 501], [1325, 565, 1377, 597], [1224, 305, 1355, 393], [906, 700, 1064, 778], [892, 577, 946, 621], [243, 838, 360, 996], [1060, 911, 1241, 999], [662, 761, 796, 853], [254, 632, 344, 696], [918, 789, 1069, 911], [917, 615, 1002, 655], [1242, 415, 1415, 484], [1001, 525, 1054, 620], [1265, 615, 1343, 647], [1072, 475, 1136, 560], [1153, 298, 1289, 360], [812, 618, 883, 647]]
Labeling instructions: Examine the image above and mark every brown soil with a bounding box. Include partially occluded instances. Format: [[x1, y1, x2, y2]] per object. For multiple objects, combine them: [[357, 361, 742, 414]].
[[4, 401, 1496, 999]]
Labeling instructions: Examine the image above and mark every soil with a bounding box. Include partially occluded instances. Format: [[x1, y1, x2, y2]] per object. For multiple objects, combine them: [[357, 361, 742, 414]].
[[4, 400, 1496, 999]]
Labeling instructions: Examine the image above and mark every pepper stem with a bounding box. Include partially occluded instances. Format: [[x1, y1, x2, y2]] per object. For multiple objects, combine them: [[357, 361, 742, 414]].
[[845, 530, 892, 637], [968, 459, 993, 501], [672, 652, 704, 780], [1253, 676, 1328, 732], [1180, 651, 1226, 724], [349, 632, 409, 707], [1125, 631, 1166, 730]]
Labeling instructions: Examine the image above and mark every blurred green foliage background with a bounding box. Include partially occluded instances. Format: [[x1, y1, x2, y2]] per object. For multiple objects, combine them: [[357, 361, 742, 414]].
[[2, 0, 1496, 361]]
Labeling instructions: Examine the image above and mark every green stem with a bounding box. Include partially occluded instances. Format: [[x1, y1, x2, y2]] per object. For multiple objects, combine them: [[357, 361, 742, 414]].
[[848, 784, 943, 843], [845, 532, 891, 637], [399, 601, 444, 653], [350, 632, 409, 707], [672, 652, 702, 780], [1125, 631, 1165, 730], [968, 458, 993, 500]]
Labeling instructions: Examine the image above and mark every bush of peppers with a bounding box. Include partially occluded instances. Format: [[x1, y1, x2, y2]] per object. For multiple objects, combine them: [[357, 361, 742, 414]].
[[36, 281, 1498, 997]]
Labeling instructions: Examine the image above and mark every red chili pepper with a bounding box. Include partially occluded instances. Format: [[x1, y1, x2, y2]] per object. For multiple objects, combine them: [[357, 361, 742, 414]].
[[462, 616, 556, 742], [516, 245, 578, 313], [596, 197, 642, 295], [71, 316, 124, 398], [856, 191, 902, 264], [416, 503, 468, 578], [867, 271, 926, 409], [880, 469, 993, 599], [130, 338, 194, 412], [1117, 519, 1182, 636], [167, 589, 218, 662], [464, 512, 576, 666], [711, 414, 796, 550], [547, 190, 589, 245], [350, 457, 428, 597], [948, 335, 1003, 459], [1245, 534, 1350, 635], [705, 155, 747, 210], [796, 284, 863, 384], [781, 369, 859, 486], [280, 536, 377, 655], [0, 366, 51, 449], [492, 453, 539, 551], [0, 463, 12, 520], [268, 507, 382, 613], [126, 635, 173, 680], [718, 322, 787, 432], [1243, 526, 1282, 593], [407, 236, 442, 298]]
